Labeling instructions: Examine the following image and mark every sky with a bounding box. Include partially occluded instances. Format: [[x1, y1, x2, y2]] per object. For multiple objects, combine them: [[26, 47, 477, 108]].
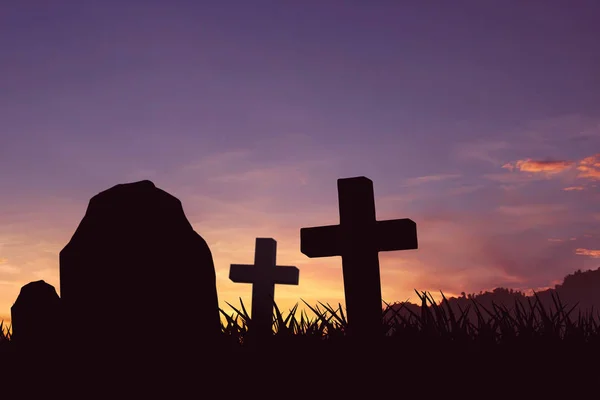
[[1, 1, 599, 325]]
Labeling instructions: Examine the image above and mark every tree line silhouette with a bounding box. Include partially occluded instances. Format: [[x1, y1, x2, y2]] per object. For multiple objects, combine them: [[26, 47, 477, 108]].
[[387, 267, 600, 323]]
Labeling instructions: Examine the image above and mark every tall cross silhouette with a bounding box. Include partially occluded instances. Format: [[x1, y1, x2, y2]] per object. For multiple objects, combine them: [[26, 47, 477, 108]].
[[229, 238, 299, 338], [300, 176, 418, 338]]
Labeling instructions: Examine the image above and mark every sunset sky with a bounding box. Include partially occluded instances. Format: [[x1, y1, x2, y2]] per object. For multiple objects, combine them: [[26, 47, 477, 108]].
[[1, 1, 599, 324]]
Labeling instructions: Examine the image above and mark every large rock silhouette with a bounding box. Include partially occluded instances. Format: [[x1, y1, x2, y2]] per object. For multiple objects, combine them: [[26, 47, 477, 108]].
[[59, 180, 220, 357]]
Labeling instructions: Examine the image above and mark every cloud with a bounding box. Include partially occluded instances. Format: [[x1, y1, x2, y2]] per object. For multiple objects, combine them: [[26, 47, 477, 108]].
[[563, 186, 585, 191], [496, 204, 567, 217], [502, 159, 574, 174], [455, 116, 600, 171], [575, 248, 600, 258], [443, 184, 486, 197], [482, 172, 545, 185], [453, 140, 511, 165], [376, 193, 424, 212], [501, 153, 600, 184], [474, 231, 589, 290], [0, 263, 20, 275], [576, 154, 600, 180], [523, 114, 600, 145], [403, 174, 461, 186], [375, 195, 590, 295]]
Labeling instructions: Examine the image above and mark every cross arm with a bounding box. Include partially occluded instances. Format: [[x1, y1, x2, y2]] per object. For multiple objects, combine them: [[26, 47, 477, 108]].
[[273, 266, 299, 285], [375, 218, 418, 252], [300, 224, 342, 258], [229, 264, 255, 283]]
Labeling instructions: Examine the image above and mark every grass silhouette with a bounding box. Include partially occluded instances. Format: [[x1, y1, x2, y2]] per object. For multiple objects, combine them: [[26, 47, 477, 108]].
[[0, 321, 9, 348], [219, 289, 600, 348], [2, 289, 600, 352], [1, 291, 598, 394]]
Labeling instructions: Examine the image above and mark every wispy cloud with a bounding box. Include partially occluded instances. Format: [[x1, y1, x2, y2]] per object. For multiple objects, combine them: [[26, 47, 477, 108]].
[[377, 193, 423, 210], [445, 184, 485, 196], [575, 248, 600, 258], [483, 172, 543, 185], [577, 154, 600, 180], [453, 140, 511, 165], [501, 153, 600, 183], [491, 202, 582, 232], [0, 263, 20, 275], [563, 186, 585, 191], [496, 204, 567, 217], [501, 159, 574, 174], [548, 237, 578, 243], [403, 174, 461, 186], [523, 114, 600, 145]]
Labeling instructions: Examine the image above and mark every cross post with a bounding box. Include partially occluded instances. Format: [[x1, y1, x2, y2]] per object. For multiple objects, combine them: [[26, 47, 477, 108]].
[[300, 176, 418, 339], [229, 238, 299, 339]]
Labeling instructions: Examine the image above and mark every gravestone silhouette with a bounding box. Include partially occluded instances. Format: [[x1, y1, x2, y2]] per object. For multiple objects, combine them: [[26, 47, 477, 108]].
[[229, 238, 299, 339], [59, 180, 220, 357], [11, 280, 62, 352], [300, 176, 418, 339]]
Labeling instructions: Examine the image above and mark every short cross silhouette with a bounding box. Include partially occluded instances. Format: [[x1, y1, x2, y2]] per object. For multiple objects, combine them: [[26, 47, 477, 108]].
[[300, 176, 418, 339], [229, 238, 299, 338]]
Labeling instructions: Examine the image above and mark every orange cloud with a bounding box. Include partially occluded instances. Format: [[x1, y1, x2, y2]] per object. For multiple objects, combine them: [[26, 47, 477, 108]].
[[580, 154, 600, 167], [502, 153, 600, 184], [0, 264, 20, 275], [576, 154, 600, 180], [503, 159, 574, 174], [563, 186, 584, 191], [575, 248, 600, 258], [501, 163, 514, 171]]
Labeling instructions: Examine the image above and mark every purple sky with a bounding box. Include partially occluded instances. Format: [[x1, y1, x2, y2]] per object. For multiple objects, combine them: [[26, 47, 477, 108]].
[[1, 1, 599, 322]]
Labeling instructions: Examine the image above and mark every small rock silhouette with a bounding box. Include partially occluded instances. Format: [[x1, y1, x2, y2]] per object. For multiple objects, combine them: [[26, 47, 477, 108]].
[[11, 280, 62, 352], [59, 180, 220, 358]]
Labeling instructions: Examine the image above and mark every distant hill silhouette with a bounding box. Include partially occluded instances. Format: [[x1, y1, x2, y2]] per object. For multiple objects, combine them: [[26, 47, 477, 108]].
[[388, 267, 600, 322]]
